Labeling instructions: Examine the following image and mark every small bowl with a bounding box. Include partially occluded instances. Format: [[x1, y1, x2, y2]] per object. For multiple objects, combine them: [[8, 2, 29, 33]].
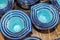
[[30, 2, 59, 30], [1, 10, 32, 39]]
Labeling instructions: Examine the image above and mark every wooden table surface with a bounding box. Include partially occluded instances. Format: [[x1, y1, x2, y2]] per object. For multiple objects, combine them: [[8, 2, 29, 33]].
[[0, 0, 60, 40]]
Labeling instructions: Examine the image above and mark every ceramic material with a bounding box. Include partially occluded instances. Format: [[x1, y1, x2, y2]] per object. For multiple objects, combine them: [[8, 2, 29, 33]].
[[50, 0, 60, 10], [1, 10, 32, 39], [0, 0, 14, 14], [30, 2, 59, 30], [17, 0, 39, 9], [24, 36, 41, 40]]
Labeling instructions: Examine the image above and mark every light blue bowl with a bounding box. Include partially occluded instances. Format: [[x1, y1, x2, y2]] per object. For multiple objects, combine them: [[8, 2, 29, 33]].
[[0, 0, 14, 14], [30, 2, 59, 30], [1, 10, 32, 39]]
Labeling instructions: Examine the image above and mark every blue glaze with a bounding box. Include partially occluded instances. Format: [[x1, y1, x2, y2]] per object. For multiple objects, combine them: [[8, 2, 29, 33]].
[[0, 0, 8, 9], [17, 0, 39, 9], [1, 10, 32, 39], [31, 3, 59, 30], [10, 39, 20, 40], [37, 9, 53, 23], [57, 0, 60, 5], [7, 17, 24, 33], [50, 0, 60, 10], [24, 37, 41, 40], [0, 0, 14, 14]]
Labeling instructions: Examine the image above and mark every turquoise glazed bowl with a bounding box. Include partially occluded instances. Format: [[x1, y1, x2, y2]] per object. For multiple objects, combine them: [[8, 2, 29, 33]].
[[30, 2, 59, 30], [1, 10, 32, 39]]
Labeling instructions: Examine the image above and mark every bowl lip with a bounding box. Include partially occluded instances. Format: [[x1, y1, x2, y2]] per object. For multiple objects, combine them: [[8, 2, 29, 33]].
[[24, 36, 41, 40], [30, 2, 59, 30], [16, 0, 40, 9], [1, 10, 32, 39], [50, 0, 60, 10], [17, 0, 39, 5], [0, 0, 14, 14]]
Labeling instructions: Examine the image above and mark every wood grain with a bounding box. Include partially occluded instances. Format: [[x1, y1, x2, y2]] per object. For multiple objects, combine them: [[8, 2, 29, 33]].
[[0, 0, 60, 40]]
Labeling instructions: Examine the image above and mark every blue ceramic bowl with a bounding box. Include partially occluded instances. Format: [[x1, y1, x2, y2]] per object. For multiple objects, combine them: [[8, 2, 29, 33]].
[[50, 0, 60, 10], [24, 36, 41, 40], [30, 2, 59, 30], [1, 10, 32, 39], [0, 0, 14, 14], [17, 0, 39, 9]]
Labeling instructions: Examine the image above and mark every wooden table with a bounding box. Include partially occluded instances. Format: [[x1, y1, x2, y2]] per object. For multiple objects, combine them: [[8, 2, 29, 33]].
[[0, 0, 60, 40]]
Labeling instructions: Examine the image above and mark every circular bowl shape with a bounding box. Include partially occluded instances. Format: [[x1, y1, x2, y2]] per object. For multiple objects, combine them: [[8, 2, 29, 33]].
[[50, 0, 60, 10], [30, 2, 59, 30], [17, 0, 39, 9], [55, 38, 60, 40], [0, 0, 14, 14], [24, 36, 41, 40], [1, 10, 32, 39]]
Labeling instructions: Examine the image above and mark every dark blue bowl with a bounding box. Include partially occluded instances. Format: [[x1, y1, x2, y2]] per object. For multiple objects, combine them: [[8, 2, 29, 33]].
[[30, 2, 59, 30], [1, 10, 32, 39], [17, 0, 39, 9], [0, 0, 14, 14], [24, 36, 41, 40]]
